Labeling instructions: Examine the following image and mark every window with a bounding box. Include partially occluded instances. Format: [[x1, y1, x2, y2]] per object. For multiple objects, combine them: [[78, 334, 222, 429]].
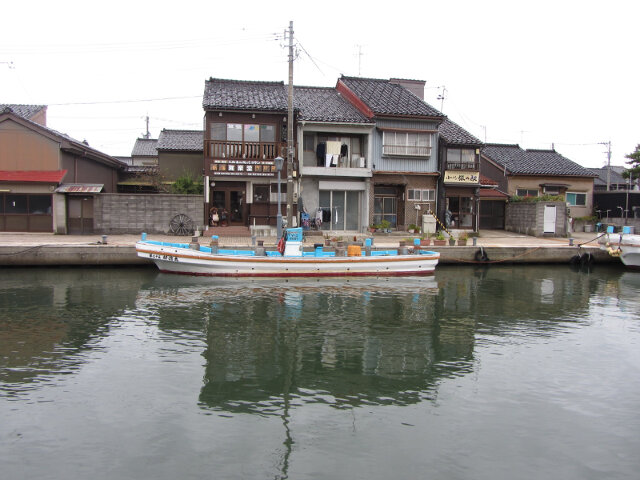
[[516, 188, 538, 197], [253, 185, 269, 203], [210, 122, 277, 142], [407, 189, 435, 201], [566, 192, 587, 206], [446, 148, 476, 168], [382, 131, 432, 157]]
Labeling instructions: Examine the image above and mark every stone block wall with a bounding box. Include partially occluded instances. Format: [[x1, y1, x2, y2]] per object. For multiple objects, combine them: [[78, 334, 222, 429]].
[[506, 201, 568, 236], [94, 194, 204, 234]]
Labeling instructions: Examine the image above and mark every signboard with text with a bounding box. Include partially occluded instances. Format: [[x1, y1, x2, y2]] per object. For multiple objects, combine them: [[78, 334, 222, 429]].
[[444, 171, 480, 184]]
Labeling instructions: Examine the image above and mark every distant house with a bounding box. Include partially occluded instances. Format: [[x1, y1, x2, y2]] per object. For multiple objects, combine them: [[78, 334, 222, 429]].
[[589, 166, 635, 191], [0, 106, 125, 233], [437, 118, 484, 230], [131, 138, 159, 166], [337, 76, 445, 230], [481, 144, 596, 218], [156, 129, 203, 183], [0, 103, 47, 126]]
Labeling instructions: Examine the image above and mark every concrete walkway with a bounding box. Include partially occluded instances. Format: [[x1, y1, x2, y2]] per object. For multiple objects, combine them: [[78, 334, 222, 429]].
[[0, 229, 606, 248]]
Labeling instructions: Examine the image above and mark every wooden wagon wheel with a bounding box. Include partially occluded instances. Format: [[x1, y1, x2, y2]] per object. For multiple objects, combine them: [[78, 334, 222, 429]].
[[169, 214, 194, 236]]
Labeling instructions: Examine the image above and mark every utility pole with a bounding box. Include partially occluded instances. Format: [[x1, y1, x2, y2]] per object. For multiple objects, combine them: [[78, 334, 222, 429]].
[[286, 21, 294, 230], [600, 141, 612, 191], [143, 115, 150, 139], [437, 86, 447, 112], [356, 45, 364, 76]]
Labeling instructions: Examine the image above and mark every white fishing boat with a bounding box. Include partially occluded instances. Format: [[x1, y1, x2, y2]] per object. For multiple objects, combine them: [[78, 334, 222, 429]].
[[600, 227, 640, 268], [136, 228, 439, 277]]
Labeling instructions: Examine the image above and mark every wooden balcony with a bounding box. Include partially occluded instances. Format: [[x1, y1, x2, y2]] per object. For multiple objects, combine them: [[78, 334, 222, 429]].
[[206, 140, 288, 160]]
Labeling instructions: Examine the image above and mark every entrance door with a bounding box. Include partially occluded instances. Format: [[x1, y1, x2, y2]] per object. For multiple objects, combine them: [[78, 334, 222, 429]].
[[68, 196, 94, 234], [479, 200, 505, 229], [210, 185, 246, 226], [543, 205, 556, 233]]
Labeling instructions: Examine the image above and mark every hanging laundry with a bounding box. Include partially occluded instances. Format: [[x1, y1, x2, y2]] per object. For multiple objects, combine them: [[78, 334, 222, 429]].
[[315, 208, 323, 229], [326, 141, 341, 155], [316, 142, 326, 166], [322, 208, 331, 223], [340, 144, 348, 157], [325, 153, 332, 168]]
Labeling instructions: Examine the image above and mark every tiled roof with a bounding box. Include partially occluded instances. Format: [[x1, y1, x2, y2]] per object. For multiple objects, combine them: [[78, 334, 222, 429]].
[[439, 118, 482, 146], [132, 138, 158, 157], [339, 76, 444, 118], [203, 78, 289, 111], [0, 170, 67, 183], [0, 104, 46, 119], [294, 86, 372, 123], [157, 129, 203, 151], [588, 167, 627, 186], [482, 144, 595, 177], [479, 188, 509, 198]]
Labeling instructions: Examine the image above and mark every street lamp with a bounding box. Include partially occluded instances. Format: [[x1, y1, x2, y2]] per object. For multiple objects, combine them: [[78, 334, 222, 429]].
[[274, 156, 284, 239]]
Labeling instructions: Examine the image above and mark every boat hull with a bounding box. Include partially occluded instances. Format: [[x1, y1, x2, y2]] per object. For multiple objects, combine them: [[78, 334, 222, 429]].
[[136, 242, 439, 277], [601, 234, 640, 268]]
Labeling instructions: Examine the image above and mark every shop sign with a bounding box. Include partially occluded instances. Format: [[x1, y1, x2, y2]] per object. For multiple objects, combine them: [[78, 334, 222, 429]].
[[210, 160, 276, 177], [444, 171, 479, 184]]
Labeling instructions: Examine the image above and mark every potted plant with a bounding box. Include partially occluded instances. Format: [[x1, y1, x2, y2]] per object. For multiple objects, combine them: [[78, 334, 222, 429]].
[[379, 219, 391, 233], [433, 232, 446, 246], [448, 236, 456, 246], [369, 224, 378, 233], [408, 223, 419, 234], [419, 234, 431, 246], [457, 232, 469, 246]]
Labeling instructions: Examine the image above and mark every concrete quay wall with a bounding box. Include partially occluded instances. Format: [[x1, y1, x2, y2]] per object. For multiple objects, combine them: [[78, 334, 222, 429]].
[[0, 244, 614, 267]]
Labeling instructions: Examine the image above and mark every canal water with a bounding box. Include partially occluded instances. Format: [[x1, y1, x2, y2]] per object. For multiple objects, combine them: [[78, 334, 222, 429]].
[[1, 265, 639, 480]]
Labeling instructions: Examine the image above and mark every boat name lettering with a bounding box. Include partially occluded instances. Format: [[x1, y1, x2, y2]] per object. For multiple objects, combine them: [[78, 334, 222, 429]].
[[150, 253, 179, 262]]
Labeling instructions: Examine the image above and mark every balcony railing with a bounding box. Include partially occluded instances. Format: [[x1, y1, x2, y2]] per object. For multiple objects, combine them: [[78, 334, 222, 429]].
[[446, 161, 479, 170], [382, 145, 431, 157], [206, 140, 287, 160]]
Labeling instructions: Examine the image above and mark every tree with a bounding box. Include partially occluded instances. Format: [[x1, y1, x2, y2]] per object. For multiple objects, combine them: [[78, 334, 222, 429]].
[[623, 144, 640, 179], [171, 172, 203, 194]]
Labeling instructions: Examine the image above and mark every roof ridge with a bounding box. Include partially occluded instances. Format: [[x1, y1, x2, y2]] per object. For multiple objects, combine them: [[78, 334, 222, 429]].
[[206, 77, 284, 86]]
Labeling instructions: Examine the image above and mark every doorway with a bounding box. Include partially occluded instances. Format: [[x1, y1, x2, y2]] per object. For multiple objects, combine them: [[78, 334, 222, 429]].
[[68, 196, 94, 234], [211, 184, 246, 226]]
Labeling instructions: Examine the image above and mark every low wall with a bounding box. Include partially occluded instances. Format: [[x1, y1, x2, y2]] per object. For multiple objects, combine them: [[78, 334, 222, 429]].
[[506, 201, 568, 237], [94, 194, 204, 234]]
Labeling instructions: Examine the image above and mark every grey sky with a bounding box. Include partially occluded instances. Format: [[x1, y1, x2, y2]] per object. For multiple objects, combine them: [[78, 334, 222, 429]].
[[2, 0, 637, 167]]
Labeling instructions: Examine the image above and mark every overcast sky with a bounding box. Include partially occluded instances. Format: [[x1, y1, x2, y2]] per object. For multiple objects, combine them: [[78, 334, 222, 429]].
[[2, 0, 637, 168]]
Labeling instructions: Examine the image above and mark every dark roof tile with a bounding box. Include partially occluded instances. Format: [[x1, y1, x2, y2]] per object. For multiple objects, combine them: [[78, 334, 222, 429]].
[[157, 129, 203, 151], [203, 78, 288, 111], [0, 104, 46, 119], [340, 76, 444, 118], [294, 86, 372, 123], [132, 138, 158, 157], [482, 144, 595, 176], [439, 118, 482, 146]]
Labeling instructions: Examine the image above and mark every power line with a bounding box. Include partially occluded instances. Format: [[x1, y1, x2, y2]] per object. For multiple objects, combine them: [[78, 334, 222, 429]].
[[48, 95, 201, 106]]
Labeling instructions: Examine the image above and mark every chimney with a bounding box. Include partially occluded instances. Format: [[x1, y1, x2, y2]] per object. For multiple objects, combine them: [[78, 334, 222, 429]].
[[390, 78, 426, 100]]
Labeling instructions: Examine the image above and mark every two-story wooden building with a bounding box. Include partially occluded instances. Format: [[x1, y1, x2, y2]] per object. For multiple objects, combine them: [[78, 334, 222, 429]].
[[202, 78, 294, 229], [0, 105, 125, 233], [437, 118, 484, 230], [336, 77, 445, 231]]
